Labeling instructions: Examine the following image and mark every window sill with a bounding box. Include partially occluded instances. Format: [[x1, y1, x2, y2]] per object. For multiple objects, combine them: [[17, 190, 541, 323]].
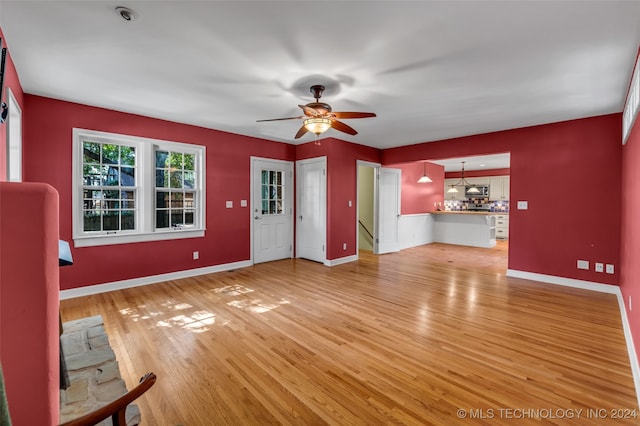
[[73, 229, 205, 248]]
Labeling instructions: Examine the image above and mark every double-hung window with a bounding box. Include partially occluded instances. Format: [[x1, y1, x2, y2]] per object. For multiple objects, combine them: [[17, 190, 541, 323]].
[[623, 54, 640, 144], [73, 128, 205, 247]]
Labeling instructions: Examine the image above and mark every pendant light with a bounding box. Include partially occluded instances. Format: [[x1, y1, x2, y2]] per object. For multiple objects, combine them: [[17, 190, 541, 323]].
[[417, 162, 432, 183], [447, 161, 478, 192]]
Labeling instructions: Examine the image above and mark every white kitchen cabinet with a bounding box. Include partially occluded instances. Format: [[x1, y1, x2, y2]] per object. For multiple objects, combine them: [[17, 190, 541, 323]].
[[465, 177, 490, 186], [489, 176, 510, 201], [444, 178, 465, 200], [493, 213, 509, 239]]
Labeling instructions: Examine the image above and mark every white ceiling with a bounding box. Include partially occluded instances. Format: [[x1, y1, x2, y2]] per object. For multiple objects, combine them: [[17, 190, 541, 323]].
[[1, 1, 639, 150]]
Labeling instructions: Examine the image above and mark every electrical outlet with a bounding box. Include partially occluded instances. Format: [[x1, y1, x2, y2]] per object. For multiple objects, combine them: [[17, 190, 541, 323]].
[[193, 251, 199, 260], [606, 264, 614, 274], [577, 260, 589, 270], [517, 201, 528, 210], [630, 296, 633, 311], [595, 262, 604, 273], [343, 243, 347, 250]]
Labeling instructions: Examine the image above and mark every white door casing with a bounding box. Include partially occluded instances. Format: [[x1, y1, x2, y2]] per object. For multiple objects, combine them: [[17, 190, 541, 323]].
[[376, 167, 401, 254], [6, 89, 22, 182], [251, 157, 293, 264], [296, 157, 327, 263]]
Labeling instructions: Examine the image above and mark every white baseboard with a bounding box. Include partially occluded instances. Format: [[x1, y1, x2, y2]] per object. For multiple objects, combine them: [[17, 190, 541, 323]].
[[507, 269, 640, 409], [60, 260, 253, 300], [325, 255, 358, 266]]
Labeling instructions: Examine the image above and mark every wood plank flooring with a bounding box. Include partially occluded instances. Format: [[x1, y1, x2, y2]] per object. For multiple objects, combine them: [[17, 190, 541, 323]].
[[60, 242, 638, 425]]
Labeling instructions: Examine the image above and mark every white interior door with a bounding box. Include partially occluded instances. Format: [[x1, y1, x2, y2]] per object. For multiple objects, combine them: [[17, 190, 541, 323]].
[[252, 158, 293, 264], [296, 157, 326, 263], [376, 167, 401, 254]]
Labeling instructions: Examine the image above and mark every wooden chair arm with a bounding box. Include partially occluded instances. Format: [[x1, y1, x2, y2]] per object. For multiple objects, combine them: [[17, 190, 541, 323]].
[[59, 372, 156, 426]]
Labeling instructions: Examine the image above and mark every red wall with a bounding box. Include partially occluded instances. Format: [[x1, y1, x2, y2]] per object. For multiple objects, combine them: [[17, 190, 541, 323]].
[[24, 95, 295, 290], [383, 114, 622, 285], [621, 115, 640, 363], [296, 138, 381, 259], [0, 183, 60, 426], [386, 161, 445, 214], [0, 28, 25, 181], [445, 168, 510, 179]]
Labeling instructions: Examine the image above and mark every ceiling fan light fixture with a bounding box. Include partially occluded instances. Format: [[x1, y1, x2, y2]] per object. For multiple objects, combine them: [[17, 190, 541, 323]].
[[304, 117, 331, 135]]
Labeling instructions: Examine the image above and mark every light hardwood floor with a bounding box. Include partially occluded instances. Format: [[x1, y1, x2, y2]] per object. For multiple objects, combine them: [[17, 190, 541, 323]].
[[60, 242, 638, 425]]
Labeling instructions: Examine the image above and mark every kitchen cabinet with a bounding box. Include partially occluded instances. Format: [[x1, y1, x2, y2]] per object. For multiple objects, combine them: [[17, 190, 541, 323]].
[[489, 176, 510, 201], [493, 213, 509, 239], [444, 178, 465, 200]]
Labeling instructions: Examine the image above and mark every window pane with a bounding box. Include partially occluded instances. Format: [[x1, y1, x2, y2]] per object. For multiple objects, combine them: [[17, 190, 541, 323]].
[[184, 192, 194, 208], [170, 192, 184, 208], [170, 171, 182, 189], [83, 142, 100, 164], [83, 165, 101, 186], [101, 144, 119, 164], [104, 199, 120, 209], [261, 170, 268, 185], [121, 167, 135, 186], [170, 210, 184, 227], [121, 210, 135, 230], [183, 171, 195, 189], [169, 152, 183, 169], [105, 166, 120, 186], [156, 169, 168, 188], [120, 146, 135, 166], [156, 151, 168, 168], [102, 211, 119, 231], [184, 154, 195, 171], [104, 190, 119, 199], [156, 210, 169, 229], [184, 210, 194, 225], [156, 191, 169, 209], [83, 211, 101, 231]]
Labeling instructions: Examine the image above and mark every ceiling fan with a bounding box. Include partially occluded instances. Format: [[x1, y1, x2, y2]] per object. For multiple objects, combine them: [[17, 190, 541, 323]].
[[257, 85, 376, 139]]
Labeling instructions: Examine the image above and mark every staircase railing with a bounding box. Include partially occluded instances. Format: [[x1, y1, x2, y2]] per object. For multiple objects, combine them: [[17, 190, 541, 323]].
[[358, 220, 374, 243]]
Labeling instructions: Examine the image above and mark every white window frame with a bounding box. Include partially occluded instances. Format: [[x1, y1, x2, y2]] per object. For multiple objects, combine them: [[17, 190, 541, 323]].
[[623, 54, 640, 145], [72, 128, 206, 247], [5, 88, 22, 182]]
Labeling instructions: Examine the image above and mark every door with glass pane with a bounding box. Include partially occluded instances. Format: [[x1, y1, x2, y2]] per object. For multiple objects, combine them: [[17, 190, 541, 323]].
[[252, 158, 293, 264]]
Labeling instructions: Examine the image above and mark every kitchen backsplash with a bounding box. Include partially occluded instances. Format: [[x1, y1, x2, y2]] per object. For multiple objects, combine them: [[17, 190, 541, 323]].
[[443, 199, 510, 212]]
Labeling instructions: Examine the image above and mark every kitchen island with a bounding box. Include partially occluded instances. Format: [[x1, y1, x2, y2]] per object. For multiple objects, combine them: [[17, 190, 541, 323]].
[[431, 211, 496, 248]]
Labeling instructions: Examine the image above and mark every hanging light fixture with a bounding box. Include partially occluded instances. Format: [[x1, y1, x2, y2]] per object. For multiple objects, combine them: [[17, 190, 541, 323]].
[[447, 161, 478, 193], [417, 162, 432, 183]]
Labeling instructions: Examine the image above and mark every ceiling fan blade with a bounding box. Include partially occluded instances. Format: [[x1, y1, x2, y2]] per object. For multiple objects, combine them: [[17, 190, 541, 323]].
[[294, 124, 308, 139], [329, 119, 358, 136], [256, 116, 303, 122], [331, 112, 377, 119], [298, 104, 321, 116]]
